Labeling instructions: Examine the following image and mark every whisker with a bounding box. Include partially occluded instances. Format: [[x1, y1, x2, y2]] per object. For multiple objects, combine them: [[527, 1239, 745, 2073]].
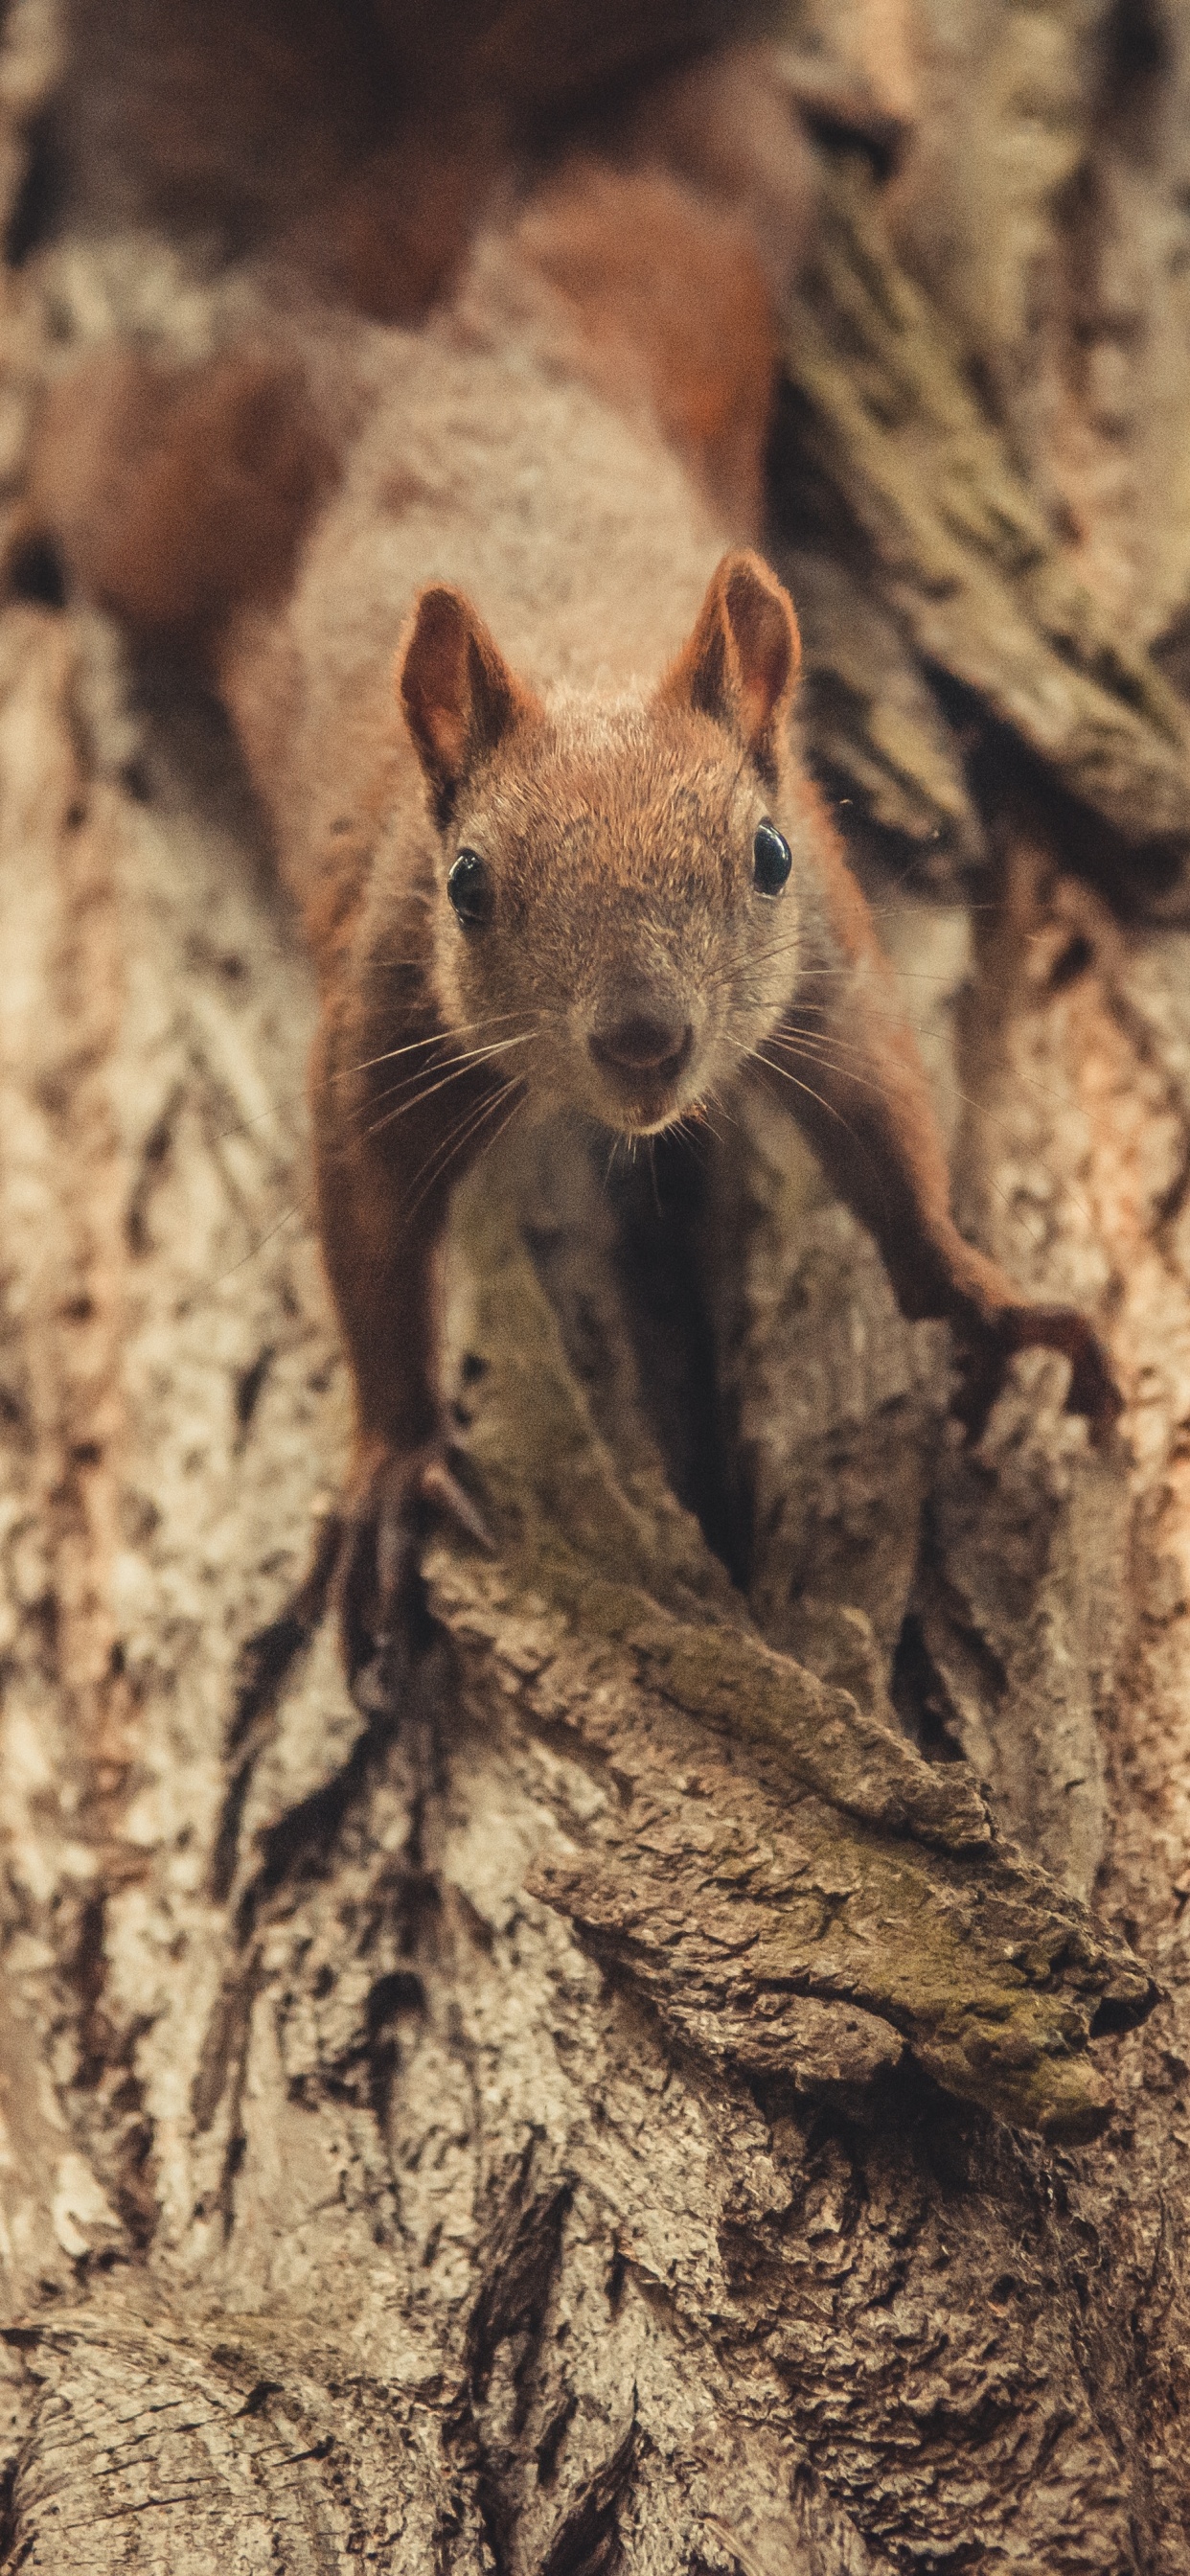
[[474, 1085, 530, 1177], [204, 1053, 533, 1296], [340, 1010, 532, 1084], [403, 1076, 524, 1217], [208, 1011, 535, 1148], [746, 1046, 859, 1137], [747, 1044, 897, 1214], [750, 1022, 951, 1102], [749, 1045, 1096, 1251], [351, 1034, 538, 1153], [701, 927, 1108, 1136], [705, 1086, 743, 1137], [762, 1030, 1100, 1237], [207, 1188, 316, 1289], [759, 1036, 891, 1100]]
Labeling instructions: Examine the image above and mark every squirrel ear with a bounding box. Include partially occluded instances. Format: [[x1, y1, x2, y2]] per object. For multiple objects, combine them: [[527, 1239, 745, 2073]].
[[398, 585, 538, 819], [660, 550, 800, 784]]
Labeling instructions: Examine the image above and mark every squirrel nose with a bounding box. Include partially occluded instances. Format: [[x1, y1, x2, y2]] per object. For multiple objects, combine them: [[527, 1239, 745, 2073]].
[[589, 1012, 694, 1077]]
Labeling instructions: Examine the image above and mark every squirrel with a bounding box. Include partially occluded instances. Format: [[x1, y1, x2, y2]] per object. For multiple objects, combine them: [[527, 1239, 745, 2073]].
[[26, 148, 1120, 1689], [35, 6, 822, 326]]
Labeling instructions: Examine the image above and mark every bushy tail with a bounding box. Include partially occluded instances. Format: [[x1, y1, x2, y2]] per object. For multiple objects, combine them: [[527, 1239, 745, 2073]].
[[25, 340, 334, 641]]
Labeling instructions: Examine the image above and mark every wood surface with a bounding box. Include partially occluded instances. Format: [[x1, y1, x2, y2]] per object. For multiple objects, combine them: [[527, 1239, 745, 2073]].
[[1, 3, 1190, 2567]]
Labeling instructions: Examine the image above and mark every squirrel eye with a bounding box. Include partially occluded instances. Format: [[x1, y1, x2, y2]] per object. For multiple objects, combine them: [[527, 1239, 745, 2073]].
[[752, 820, 792, 896], [447, 848, 492, 927]]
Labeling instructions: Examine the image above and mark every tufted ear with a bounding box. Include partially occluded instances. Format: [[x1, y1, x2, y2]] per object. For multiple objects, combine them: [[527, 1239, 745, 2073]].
[[398, 585, 540, 821], [658, 549, 800, 786]]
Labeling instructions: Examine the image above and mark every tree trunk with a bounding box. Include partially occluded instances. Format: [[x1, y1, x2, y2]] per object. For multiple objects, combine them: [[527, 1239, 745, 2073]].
[[2, 5, 1190, 2571]]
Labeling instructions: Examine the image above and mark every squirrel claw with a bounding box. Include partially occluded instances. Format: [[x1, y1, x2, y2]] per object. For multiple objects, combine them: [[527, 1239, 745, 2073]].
[[1057, 1320, 1123, 1438], [334, 1438, 494, 1699], [953, 1303, 1122, 1447], [419, 1454, 495, 1552]]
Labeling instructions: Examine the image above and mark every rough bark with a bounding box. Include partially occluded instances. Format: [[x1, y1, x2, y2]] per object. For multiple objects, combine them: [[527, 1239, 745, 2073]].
[[3, 5, 1190, 2573]]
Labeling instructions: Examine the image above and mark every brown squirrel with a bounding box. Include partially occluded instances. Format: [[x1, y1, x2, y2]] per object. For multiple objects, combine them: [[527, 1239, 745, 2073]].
[[36, 7, 821, 327], [29, 153, 1119, 1686]]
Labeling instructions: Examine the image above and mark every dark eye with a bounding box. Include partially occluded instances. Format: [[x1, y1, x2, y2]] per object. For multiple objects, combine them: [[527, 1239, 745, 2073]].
[[753, 821, 791, 896], [447, 848, 492, 927]]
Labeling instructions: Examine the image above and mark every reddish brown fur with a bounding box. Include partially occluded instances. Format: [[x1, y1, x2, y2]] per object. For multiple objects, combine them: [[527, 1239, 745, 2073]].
[[605, 40, 818, 302], [45, 6, 801, 325], [28, 152, 1119, 1687], [30, 345, 335, 638], [512, 161, 778, 528]]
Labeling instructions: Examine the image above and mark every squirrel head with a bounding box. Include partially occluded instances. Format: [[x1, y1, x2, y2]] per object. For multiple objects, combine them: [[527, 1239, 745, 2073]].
[[397, 549, 805, 1136]]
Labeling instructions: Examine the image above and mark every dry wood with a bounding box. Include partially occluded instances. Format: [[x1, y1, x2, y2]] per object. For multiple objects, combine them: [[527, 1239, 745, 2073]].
[[779, 153, 1190, 899]]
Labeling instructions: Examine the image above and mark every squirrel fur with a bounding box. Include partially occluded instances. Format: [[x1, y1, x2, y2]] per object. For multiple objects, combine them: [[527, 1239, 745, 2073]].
[[28, 144, 1120, 1683]]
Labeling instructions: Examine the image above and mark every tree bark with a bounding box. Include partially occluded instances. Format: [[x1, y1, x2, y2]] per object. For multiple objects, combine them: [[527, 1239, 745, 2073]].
[[3, 5, 1190, 2572]]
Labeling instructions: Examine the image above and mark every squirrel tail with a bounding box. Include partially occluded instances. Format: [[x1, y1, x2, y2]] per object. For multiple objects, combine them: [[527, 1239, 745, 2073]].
[[23, 41, 801, 636], [23, 340, 334, 641]]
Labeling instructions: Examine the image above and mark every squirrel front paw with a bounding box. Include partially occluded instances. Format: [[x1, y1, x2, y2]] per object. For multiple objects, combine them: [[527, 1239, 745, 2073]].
[[333, 1437, 493, 1704], [951, 1301, 1122, 1445]]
